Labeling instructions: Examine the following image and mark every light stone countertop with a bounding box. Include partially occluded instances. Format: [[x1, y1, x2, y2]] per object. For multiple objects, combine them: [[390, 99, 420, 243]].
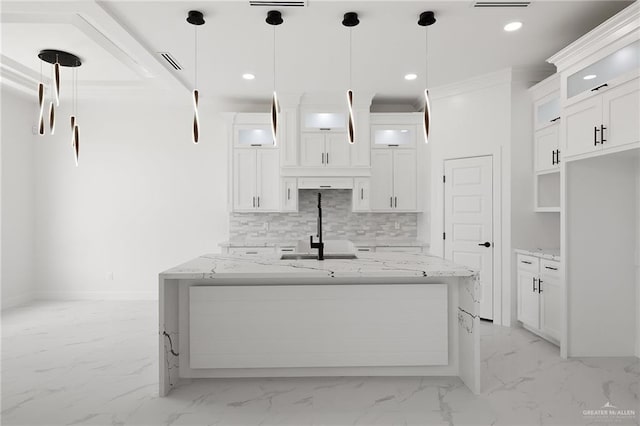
[[514, 248, 561, 262], [160, 252, 475, 280]]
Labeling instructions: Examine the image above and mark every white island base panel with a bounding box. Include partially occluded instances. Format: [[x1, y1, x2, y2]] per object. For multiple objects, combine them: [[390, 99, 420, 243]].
[[159, 253, 481, 397]]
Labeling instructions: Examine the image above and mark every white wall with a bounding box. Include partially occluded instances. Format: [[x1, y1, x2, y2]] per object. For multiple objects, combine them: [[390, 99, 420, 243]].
[[1, 88, 36, 309], [426, 69, 559, 326], [32, 95, 229, 300]]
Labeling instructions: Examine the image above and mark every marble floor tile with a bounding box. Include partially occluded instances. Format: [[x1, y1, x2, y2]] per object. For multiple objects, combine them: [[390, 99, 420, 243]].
[[2, 301, 638, 426]]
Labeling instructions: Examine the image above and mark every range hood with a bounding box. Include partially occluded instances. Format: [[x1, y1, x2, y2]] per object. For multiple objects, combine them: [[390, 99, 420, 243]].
[[297, 177, 353, 189]]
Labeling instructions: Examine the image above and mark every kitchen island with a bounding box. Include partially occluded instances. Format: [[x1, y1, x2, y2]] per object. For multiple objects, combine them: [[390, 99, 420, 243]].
[[159, 252, 481, 396]]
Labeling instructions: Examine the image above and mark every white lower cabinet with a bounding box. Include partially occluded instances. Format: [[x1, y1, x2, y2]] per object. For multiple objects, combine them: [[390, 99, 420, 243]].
[[517, 253, 562, 344]]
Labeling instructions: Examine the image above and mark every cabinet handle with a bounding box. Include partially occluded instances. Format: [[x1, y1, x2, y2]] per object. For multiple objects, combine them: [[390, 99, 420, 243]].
[[253, 196, 256, 208], [556, 150, 560, 164], [257, 196, 260, 208], [320, 185, 331, 188], [388, 144, 399, 147], [521, 260, 532, 264], [361, 188, 364, 200], [246, 251, 258, 255], [326, 152, 329, 164], [395, 197, 398, 208], [600, 125, 607, 144], [357, 248, 371, 252], [322, 152, 325, 164], [550, 116, 561, 123], [390, 197, 393, 208], [551, 150, 556, 165], [590, 83, 608, 92], [250, 144, 262, 147], [532, 277, 537, 292], [538, 279, 543, 293], [544, 266, 558, 271], [320, 128, 331, 131], [287, 188, 291, 200], [281, 248, 294, 252], [594, 126, 600, 145]]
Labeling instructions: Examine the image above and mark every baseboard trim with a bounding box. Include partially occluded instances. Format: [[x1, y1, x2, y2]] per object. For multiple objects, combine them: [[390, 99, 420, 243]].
[[34, 291, 157, 301], [1, 292, 34, 310]]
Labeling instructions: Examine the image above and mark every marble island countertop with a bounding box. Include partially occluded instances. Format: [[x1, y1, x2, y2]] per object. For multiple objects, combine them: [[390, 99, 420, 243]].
[[160, 252, 475, 280], [514, 248, 561, 261]]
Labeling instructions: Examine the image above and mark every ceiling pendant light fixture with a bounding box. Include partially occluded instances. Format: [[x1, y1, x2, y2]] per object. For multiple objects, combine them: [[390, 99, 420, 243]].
[[418, 11, 436, 144], [187, 10, 205, 144], [37, 49, 81, 157], [266, 10, 283, 146], [72, 66, 79, 167], [342, 12, 359, 145]]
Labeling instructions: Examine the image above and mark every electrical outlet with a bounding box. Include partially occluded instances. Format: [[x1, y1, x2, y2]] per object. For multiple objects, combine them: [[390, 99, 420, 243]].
[[394, 222, 400, 230]]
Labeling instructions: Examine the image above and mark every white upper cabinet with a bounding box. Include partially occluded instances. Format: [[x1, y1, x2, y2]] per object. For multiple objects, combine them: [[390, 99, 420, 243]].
[[566, 40, 640, 103], [534, 92, 561, 131], [300, 132, 351, 168], [563, 77, 639, 159], [370, 150, 417, 212], [233, 149, 280, 212], [235, 125, 274, 147], [301, 111, 347, 132], [371, 126, 416, 149], [534, 124, 560, 173]]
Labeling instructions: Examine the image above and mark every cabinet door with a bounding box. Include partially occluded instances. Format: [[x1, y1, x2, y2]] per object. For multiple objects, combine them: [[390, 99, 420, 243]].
[[256, 150, 280, 211], [352, 178, 370, 212], [602, 78, 640, 150], [540, 273, 561, 342], [233, 150, 257, 211], [370, 150, 394, 211], [300, 133, 325, 167], [393, 150, 417, 211], [563, 96, 602, 158], [325, 133, 351, 167], [517, 269, 540, 329], [534, 124, 560, 173], [281, 178, 298, 212]]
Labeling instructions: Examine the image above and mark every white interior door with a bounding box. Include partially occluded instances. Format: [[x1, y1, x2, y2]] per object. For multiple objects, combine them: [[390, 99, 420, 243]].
[[444, 156, 494, 320]]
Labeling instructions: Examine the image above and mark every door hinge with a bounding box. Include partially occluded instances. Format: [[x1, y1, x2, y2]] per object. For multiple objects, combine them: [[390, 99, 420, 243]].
[[443, 232, 446, 240]]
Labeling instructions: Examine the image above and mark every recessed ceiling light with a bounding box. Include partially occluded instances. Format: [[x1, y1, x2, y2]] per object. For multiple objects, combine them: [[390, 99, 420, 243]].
[[242, 73, 255, 80], [404, 73, 418, 81], [583, 74, 597, 80], [504, 21, 522, 32]]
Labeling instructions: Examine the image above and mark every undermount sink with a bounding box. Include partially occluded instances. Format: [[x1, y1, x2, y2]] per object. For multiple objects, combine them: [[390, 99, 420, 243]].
[[280, 253, 358, 260], [280, 240, 357, 260]]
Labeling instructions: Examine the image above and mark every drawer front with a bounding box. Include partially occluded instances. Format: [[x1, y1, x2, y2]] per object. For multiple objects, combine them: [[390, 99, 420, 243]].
[[376, 246, 422, 253], [540, 259, 560, 279], [517, 254, 539, 272], [228, 247, 274, 256]]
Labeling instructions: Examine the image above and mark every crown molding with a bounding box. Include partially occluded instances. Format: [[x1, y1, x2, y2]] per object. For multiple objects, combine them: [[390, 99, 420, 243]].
[[547, 2, 639, 72]]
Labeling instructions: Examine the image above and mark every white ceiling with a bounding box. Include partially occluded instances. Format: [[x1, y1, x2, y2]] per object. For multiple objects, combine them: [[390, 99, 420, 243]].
[[1, 0, 634, 106]]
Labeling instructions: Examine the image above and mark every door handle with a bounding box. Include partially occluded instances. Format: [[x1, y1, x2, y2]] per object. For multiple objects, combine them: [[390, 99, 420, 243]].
[[321, 152, 325, 164], [257, 196, 260, 208], [326, 152, 329, 164], [478, 242, 491, 247], [590, 83, 608, 92], [600, 125, 607, 144], [394, 197, 397, 208], [361, 188, 364, 200], [253, 196, 256, 208], [532, 277, 537, 292], [390, 197, 393, 208], [556, 149, 560, 164], [551, 150, 556, 165], [287, 188, 290, 200], [594, 126, 600, 145], [538, 278, 543, 293]]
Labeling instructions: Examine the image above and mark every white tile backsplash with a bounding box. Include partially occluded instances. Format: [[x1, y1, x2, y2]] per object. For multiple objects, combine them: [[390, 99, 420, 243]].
[[230, 189, 418, 241]]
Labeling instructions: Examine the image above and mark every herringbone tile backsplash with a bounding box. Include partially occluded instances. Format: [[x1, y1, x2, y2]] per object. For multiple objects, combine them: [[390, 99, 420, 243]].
[[230, 189, 418, 241]]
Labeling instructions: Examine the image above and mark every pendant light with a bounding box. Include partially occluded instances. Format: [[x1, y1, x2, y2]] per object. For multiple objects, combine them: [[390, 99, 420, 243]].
[[266, 10, 283, 146], [418, 11, 436, 144], [187, 10, 205, 144], [342, 12, 359, 145], [37, 49, 81, 163]]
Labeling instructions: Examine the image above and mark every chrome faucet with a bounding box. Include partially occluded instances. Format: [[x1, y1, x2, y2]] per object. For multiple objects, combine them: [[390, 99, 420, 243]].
[[310, 192, 324, 260]]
